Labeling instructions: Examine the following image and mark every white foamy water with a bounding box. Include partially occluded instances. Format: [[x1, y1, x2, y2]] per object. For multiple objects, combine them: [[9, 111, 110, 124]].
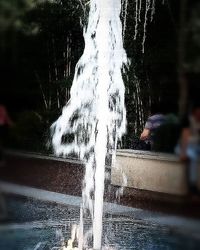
[[52, 0, 127, 249]]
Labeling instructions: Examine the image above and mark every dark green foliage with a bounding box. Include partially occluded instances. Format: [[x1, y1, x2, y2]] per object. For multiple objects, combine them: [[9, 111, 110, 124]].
[[1, 0, 200, 153], [8, 111, 47, 152]]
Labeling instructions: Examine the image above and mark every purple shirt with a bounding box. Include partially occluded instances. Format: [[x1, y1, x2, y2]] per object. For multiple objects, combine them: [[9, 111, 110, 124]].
[[145, 114, 166, 130]]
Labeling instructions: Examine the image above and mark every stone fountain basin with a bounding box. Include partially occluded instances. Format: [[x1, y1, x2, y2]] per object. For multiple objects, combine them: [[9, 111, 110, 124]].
[[112, 149, 195, 195], [1, 150, 200, 218]]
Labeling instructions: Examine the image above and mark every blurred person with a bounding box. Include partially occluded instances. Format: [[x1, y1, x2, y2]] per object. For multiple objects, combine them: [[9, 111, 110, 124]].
[[152, 112, 180, 153], [0, 193, 7, 221], [0, 104, 13, 163], [140, 103, 166, 150], [179, 102, 200, 193]]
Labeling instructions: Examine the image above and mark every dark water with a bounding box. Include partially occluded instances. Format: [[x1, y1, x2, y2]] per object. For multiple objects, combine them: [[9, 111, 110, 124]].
[[0, 195, 200, 250], [0, 228, 56, 250]]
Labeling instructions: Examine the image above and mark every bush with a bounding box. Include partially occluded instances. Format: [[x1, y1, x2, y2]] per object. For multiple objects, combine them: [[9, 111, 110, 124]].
[[8, 111, 48, 152]]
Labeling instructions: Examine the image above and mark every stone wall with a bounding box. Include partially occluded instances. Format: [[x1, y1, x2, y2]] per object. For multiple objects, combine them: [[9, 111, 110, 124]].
[[111, 150, 190, 196]]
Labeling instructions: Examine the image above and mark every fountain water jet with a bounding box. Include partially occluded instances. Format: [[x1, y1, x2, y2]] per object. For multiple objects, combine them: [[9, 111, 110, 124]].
[[52, 0, 127, 248]]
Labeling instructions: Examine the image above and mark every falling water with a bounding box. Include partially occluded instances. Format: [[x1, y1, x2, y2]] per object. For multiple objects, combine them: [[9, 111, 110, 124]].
[[151, 0, 156, 22], [52, 0, 127, 249], [132, 0, 157, 52], [134, 0, 139, 40], [142, 0, 151, 53], [122, 0, 129, 41]]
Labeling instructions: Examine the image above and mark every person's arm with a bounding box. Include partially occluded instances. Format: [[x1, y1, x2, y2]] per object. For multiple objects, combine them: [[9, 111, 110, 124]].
[[140, 128, 150, 140], [180, 127, 190, 161], [140, 117, 152, 140], [179, 115, 190, 162]]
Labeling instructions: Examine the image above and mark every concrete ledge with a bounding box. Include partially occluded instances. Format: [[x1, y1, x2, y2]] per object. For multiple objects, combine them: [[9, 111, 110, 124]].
[[0, 181, 139, 215], [111, 150, 189, 196], [5, 150, 83, 166], [2, 150, 200, 217]]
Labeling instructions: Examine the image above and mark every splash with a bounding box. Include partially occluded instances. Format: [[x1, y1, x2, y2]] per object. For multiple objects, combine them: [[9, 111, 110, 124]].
[[52, 0, 127, 248]]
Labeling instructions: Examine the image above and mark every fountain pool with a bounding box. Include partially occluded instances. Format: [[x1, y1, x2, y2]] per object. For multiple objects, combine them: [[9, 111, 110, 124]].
[[0, 194, 200, 250]]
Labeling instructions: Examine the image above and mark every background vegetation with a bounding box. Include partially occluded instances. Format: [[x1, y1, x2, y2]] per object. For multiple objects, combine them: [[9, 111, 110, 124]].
[[0, 0, 200, 152]]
